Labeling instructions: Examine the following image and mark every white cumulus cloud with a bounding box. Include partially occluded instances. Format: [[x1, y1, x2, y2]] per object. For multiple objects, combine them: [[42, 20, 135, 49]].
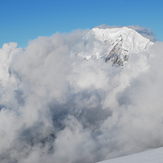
[[0, 28, 163, 163]]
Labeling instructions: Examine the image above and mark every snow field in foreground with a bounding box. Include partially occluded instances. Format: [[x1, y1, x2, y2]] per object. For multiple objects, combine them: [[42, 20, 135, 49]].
[[98, 147, 163, 163]]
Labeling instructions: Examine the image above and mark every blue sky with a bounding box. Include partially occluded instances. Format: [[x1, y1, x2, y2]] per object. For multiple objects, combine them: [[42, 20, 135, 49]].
[[1, 0, 163, 48]]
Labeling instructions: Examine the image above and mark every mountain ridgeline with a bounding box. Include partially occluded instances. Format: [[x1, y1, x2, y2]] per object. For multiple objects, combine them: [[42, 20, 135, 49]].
[[74, 27, 153, 66]]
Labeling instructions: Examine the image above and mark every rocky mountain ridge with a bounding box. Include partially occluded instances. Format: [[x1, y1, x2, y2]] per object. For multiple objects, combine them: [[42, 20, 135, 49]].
[[74, 27, 153, 66]]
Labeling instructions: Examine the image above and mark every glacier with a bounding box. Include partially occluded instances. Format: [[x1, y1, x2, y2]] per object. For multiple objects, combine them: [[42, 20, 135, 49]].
[[74, 27, 153, 66]]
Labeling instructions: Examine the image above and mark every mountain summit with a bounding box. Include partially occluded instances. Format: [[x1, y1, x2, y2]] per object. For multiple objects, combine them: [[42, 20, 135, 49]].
[[75, 27, 153, 66]]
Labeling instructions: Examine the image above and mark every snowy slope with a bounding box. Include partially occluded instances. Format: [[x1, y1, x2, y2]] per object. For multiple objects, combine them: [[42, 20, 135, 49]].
[[97, 147, 163, 163], [75, 27, 153, 66]]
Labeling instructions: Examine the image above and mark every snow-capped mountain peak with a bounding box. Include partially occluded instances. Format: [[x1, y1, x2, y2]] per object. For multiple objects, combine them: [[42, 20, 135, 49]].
[[74, 27, 153, 66]]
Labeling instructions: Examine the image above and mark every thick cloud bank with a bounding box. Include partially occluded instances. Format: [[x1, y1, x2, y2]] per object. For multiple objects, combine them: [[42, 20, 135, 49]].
[[0, 29, 163, 163]]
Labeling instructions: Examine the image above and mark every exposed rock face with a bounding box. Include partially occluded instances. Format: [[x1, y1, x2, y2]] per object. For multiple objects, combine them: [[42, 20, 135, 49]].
[[74, 27, 153, 66], [105, 35, 127, 66]]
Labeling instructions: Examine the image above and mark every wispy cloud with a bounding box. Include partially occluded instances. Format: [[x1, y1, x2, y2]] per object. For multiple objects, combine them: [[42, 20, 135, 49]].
[[96, 24, 156, 42], [128, 25, 156, 42]]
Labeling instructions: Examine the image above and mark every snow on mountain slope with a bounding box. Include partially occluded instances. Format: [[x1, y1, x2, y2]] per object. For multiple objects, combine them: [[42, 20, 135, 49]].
[[97, 147, 163, 163], [74, 27, 153, 66]]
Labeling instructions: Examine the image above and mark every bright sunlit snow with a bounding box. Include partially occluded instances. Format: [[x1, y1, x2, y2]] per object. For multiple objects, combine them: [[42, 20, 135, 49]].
[[74, 27, 153, 65]]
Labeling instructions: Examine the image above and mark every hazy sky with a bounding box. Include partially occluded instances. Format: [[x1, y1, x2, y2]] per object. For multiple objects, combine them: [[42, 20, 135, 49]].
[[1, 0, 163, 48]]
